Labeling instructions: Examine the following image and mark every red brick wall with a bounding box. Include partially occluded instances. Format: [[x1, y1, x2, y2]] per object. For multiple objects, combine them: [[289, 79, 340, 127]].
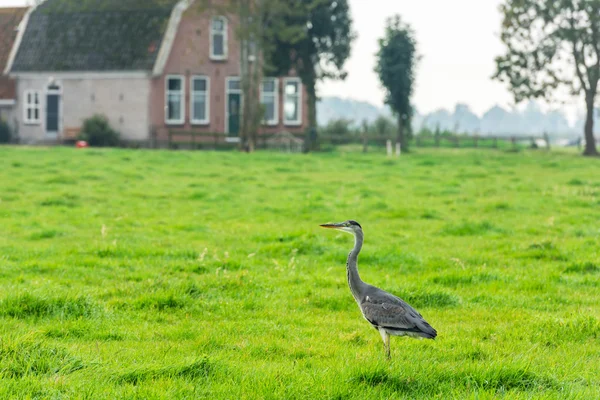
[[150, 4, 308, 143]]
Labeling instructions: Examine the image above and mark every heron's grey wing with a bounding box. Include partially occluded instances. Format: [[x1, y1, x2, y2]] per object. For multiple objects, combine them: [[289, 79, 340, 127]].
[[360, 291, 437, 338]]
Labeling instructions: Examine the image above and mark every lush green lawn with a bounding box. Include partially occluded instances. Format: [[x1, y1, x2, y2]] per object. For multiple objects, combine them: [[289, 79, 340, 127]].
[[0, 145, 598, 399]]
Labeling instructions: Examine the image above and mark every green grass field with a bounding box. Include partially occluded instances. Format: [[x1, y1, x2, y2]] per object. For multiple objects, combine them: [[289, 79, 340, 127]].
[[0, 145, 599, 399]]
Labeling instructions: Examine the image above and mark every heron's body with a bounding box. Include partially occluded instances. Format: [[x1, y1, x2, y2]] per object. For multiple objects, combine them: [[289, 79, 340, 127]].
[[321, 220, 437, 358]]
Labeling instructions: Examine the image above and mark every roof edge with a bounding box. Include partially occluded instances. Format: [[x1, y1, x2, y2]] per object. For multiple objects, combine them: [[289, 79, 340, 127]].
[[9, 71, 150, 79], [152, 0, 193, 77], [4, 5, 36, 75]]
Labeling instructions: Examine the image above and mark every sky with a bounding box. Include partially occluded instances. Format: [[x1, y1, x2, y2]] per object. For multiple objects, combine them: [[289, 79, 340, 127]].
[[1, 0, 582, 121], [318, 0, 514, 116]]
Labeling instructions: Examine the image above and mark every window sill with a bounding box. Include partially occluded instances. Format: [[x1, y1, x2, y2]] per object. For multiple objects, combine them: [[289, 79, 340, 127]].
[[210, 55, 228, 62], [191, 120, 210, 126], [284, 121, 302, 127], [165, 120, 185, 126], [23, 121, 41, 125]]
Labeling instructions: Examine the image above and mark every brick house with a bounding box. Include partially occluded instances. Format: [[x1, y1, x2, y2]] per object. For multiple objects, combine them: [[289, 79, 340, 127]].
[[6, 0, 308, 145], [0, 7, 27, 134]]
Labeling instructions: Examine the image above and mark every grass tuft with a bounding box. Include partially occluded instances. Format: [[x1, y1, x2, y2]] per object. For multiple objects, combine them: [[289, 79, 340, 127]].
[[432, 272, 501, 287], [0, 294, 99, 319], [522, 241, 569, 261], [0, 339, 84, 378], [564, 262, 599, 274], [115, 357, 215, 385], [133, 294, 187, 311], [395, 288, 460, 308], [441, 221, 504, 236]]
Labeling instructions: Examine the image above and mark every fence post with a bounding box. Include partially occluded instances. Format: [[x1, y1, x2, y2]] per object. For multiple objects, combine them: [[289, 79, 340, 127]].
[[395, 142, 401, 157], [386, 139, 392, 156]]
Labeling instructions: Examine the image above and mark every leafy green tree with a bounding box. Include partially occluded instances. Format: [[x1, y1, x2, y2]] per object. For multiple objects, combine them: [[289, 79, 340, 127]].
[[371, 115, 396, 137], [375, 15, 417, 152], [263, 0, 356, 150], [494, 0, 600, 156], [321, 118, 355, 137]]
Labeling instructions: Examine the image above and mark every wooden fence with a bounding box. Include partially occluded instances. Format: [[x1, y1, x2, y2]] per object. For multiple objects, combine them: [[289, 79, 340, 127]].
[[317, 133, 552, 151], [166, 130, 305, 150]]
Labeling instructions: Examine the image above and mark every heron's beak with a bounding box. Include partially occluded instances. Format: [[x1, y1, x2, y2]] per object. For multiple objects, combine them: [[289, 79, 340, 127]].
[[320, 223, 343, 229]]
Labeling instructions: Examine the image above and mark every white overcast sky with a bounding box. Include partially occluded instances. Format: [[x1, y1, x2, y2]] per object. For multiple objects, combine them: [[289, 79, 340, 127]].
[[1, 0, 582, 120]]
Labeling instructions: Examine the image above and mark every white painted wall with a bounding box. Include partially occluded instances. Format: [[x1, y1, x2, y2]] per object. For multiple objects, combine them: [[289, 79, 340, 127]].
[[15, 74, 151, 143]]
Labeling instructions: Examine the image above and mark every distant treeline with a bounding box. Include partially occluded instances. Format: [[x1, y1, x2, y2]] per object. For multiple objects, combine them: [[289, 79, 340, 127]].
[[317, 97, 600, 138]]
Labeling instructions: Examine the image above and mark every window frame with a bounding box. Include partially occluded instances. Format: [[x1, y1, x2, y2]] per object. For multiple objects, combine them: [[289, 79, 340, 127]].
[[190, 75, 210, 125], [23, 89, 41, 125], [165, 75, 185, 125], [210, 16, 228, 61], [283, 77, 302, 126], [260, 78, 279, 126]]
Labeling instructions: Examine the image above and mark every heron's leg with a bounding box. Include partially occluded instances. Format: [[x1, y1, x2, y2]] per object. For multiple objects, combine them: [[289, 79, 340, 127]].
[[378, 328, 390, 360]]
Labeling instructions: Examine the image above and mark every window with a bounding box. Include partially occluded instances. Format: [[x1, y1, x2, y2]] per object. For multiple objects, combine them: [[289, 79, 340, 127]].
[[24, 90, 41, 124], [165, 75, 184, 124], [190, 76, 209, 124], [260, 78, 278, 125], [210, 16, 228, 60], [283, 78, 301, 125], [227, 78, 241, 92]]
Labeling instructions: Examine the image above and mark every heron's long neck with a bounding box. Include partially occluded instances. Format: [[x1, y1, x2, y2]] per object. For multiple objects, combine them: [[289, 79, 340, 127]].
[[347, 230, 367, 301]]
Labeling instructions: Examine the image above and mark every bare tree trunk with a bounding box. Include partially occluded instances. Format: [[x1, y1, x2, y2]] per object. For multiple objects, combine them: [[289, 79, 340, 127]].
[[583, 92, 598, 156], [397, 114, 406, 152], [299, 66, 318, 152], [237, 0, 263, 152]]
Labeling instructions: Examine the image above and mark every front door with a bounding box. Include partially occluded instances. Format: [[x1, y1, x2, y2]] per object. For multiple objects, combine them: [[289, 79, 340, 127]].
[[46, 85, 60, 138], [227, 93, 241, 138]]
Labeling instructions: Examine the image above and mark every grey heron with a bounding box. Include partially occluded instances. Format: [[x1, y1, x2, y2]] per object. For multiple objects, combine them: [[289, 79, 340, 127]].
[[320, 220, 437, 359]]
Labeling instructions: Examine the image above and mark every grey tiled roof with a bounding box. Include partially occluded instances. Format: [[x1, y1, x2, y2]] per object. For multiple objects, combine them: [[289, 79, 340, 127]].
[[11, 0, 180, 72]]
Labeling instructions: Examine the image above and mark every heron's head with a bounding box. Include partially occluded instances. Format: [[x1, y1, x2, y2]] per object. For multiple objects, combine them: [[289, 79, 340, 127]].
[[320, 220, 362, 235]]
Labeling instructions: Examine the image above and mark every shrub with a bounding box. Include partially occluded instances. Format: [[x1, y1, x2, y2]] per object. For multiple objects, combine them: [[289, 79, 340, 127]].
[[0, 119, 11, 144], [79, 114, 120, 147]]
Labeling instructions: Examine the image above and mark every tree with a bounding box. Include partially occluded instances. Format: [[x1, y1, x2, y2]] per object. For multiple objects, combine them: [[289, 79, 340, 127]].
[[494, 0, 600, 156], [264, 0, 356, 151], [375, 15, 417, 152], [236, 0, 265, 152], [371, 115, 396, 136]]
